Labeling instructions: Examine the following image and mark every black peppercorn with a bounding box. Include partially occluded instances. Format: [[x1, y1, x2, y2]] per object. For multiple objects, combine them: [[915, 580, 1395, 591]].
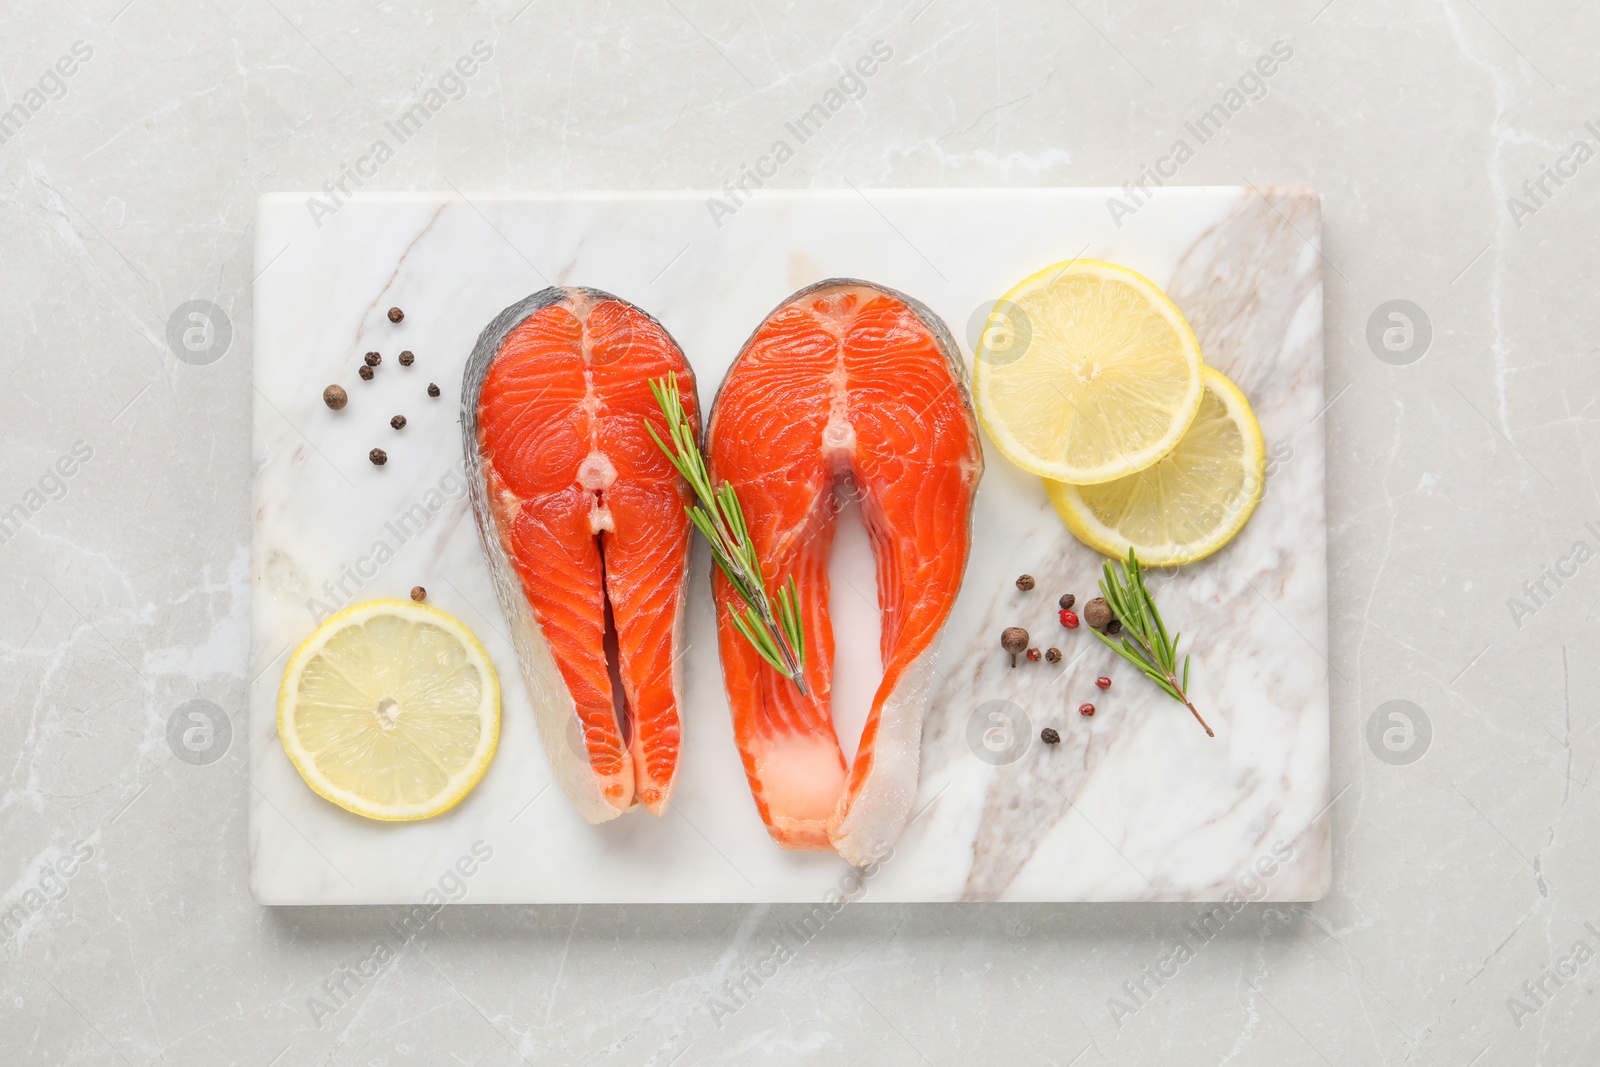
[[398, 350, 414, 366], [387, 307, 404, 323], [1058, 593, 1075, 610], [369, 448, 387, 465], [427, 383, 440, 398], [1044, 647, 1061, 663], [1106, 619, 1122, 635], [364, 351, 381, 367], [391, 415, 406, 430], [1040, 727, 1060, 745], [358, 365, 374, 381], [1015, 574, 1035, 591]]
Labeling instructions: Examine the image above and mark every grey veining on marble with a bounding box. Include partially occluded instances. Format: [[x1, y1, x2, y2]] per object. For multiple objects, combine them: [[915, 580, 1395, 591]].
[[4, 1, 1599, 1064]]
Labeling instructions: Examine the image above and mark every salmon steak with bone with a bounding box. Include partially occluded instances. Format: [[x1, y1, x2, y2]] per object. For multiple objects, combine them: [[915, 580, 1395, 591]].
[[462, 286, 697, 822], [706, 279, 983, 865]]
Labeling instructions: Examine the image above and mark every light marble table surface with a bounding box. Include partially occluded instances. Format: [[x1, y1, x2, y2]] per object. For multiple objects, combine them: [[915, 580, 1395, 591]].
[[4, 2, 1598, 1064]]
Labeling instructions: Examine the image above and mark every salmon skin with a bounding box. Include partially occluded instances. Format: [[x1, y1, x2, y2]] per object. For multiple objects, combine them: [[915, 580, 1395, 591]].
[[462, 287, 698, 823], [707, 279, 983, 864]]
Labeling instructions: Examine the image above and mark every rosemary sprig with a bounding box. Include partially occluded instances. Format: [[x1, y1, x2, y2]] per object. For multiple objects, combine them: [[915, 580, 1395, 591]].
[[645, 372, 808, 694], [1091, 548, 1213, 737]]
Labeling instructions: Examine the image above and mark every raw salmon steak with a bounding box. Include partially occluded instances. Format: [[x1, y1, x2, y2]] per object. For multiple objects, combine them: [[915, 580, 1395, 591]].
[[707, 280, 982, 864], [462, 287, 697, 822]]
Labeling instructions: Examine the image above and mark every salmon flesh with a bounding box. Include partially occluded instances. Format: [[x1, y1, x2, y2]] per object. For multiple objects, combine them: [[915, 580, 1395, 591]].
[[706, 280, 983, 864], [462, 287, 698, 822]]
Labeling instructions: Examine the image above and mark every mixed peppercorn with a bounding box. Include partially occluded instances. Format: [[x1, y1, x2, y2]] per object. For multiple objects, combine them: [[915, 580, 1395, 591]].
[[1000, 571, 1122, 739]]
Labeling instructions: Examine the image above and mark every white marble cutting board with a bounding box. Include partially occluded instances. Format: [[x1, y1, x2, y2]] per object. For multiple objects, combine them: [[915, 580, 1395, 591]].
[[250, 188, 1329, 904]]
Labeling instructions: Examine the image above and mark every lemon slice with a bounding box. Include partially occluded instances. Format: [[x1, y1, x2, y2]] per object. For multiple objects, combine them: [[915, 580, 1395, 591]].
[[1047, 366, 1265, 566], [973, 259, 1205, 484], [278, 599, 500, 821]]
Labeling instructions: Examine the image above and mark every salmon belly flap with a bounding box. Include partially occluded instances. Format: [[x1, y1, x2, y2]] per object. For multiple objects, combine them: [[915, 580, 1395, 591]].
[[463, 287, 697, 823], [706, 280, 983, 864]]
